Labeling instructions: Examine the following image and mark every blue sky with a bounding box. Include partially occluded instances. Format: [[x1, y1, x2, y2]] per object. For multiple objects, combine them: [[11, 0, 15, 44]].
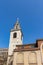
[[0, 0, 43, 48]]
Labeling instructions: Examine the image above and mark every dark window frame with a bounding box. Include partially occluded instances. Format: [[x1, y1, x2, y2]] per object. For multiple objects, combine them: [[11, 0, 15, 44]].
[[13, 33, 17, 38]]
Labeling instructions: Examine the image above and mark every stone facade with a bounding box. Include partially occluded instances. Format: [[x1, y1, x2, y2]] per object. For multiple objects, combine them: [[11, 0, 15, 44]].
[[11, 39, 43, 65], [0, 48, 8, 65], [7, 20, 43, 65], [8, 40, 43, 65]]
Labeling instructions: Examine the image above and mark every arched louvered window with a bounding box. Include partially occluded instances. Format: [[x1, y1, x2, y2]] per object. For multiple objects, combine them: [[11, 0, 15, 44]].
[[13, 33, 17, 38]]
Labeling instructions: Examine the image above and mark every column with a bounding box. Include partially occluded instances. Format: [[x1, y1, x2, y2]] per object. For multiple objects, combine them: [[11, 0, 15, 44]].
[[36, 51, 42, 65], [13, 52, 17, 65], [24, 52, 29, 65]]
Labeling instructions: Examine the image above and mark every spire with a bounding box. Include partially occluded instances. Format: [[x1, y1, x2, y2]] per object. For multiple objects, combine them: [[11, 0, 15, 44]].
[[14, 18, 21, 30]]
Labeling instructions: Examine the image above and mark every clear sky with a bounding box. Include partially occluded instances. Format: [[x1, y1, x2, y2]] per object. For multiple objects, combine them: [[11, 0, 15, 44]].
[[0, 0, 43, 48]]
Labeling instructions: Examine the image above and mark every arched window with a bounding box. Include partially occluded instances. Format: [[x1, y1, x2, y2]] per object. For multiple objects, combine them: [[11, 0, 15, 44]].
[[13, 33, 17, 38], [29, 52, 37, 63], [16, 53, 24, 63]]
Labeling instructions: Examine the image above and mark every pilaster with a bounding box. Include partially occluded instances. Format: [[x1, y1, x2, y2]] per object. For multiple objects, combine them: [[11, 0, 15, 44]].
[[36, 51, 42, 65], [24, 52, 29, 65]]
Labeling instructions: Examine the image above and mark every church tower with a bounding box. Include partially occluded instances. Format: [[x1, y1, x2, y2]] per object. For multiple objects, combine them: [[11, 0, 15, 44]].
[[7, 19, 23, 65], [8, 19, 23, 56]]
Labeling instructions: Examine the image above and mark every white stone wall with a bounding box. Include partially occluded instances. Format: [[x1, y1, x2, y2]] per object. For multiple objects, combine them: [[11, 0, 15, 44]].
[[7, 30, 23, 65], [40, 42, 43, 63], [13, 50, 42, 65], [8, 30, 22, 56]]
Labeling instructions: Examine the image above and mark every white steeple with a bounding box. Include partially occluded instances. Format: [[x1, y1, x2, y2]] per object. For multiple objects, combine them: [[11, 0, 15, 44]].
[[8, 18, 23, 55], [7, 19, 23, 65], [14, 18, 21, 30]]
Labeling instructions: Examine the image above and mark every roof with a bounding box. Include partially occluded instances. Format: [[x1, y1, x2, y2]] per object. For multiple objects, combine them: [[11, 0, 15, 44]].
[[14, 39, 43, 52], [16, 43, 35, 46], [14, 43, 40, 52], [0, 48, 8, 51], [14, 47, 40, 52], [11, 19, 21, 32]]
